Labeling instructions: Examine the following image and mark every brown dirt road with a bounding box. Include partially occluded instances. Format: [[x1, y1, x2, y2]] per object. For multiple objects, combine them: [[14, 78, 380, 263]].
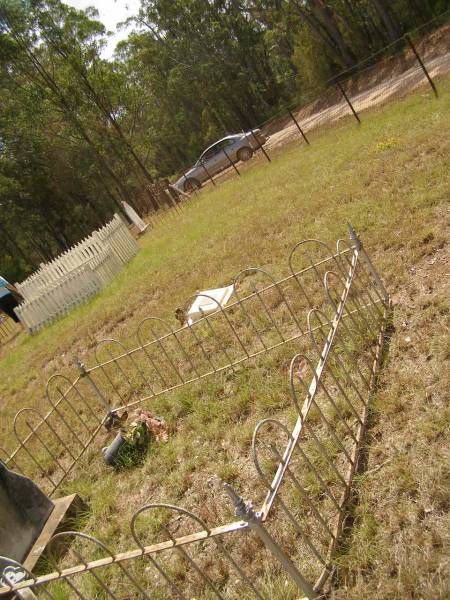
[[266, 50, 450, 151]]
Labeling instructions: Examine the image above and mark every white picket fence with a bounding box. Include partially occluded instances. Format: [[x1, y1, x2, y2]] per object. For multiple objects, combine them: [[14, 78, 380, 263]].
[[14, 215, 139, 333]]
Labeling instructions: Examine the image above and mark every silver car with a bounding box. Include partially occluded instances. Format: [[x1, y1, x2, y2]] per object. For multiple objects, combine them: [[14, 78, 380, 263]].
[[173, 129, 267, 192]]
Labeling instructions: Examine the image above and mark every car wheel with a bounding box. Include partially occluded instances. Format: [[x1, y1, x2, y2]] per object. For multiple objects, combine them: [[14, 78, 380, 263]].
[[184, 178, 201, 192], [237, 147, 253, 162]]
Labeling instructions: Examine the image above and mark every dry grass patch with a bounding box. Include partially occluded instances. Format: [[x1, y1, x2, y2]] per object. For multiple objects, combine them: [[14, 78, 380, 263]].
[[0, 79, 449, 598]]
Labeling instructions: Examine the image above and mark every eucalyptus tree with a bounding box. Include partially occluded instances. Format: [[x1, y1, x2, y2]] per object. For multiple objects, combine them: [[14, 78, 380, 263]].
[[0, 0, 159, 211], [0, 0, 447, 281]]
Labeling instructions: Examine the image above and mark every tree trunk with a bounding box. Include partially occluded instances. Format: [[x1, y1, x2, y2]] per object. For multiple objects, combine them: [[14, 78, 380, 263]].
[[97, 172, 134, 224], [11, 33, 135, 210], [371, 0, 401, 42], [409, 0, 432, 22], [0, 221, 32, 267], [44, 223, 68, 252], [24, 232, 52, 263], [310, 0, 356, 66], [3, 15, 148, 219], [290, 2, 350, 69], [38, 11, 156, 186], [341, 0, 378, 50]]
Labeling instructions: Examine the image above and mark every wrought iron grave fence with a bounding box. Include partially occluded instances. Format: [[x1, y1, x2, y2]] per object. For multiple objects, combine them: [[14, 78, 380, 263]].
[[0, 225, 391, 599]]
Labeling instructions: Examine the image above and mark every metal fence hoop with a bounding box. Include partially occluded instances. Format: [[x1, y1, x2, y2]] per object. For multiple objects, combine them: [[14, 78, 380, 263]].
[[47, 531, 152, 600], [234, 266, 303, 333], [0, 556, 54, 599], [137, 316, 185, 385], [251, 417, 292, 488], [130, 503, 224, 599]]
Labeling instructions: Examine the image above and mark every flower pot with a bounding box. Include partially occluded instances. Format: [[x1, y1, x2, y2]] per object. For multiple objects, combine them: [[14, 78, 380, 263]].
[[102, 432, 126, 466]]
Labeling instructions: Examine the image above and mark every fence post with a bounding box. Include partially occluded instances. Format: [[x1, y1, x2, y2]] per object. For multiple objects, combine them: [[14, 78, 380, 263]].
[[200, 160, 216, 186], [163, 188, 183, 215], [182, 171, 199, 195], [75, 358, 113, 426], [287, 108, 310, 145], [222, 147, 240, 176], [336, 81, 360, 123], [347, 223, 390, 305], [405, 34, 438, 98], [224, 484, 318, 599], [244, 127, 271, 162]]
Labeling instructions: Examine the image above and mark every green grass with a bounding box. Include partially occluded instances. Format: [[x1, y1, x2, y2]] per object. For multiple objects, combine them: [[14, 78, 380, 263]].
[[1, 80, 449, 599]]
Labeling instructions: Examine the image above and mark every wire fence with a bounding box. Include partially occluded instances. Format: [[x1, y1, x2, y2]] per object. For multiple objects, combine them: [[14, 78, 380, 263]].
[[0, 225, 392, 598], [6, 12, 446, 340], [158, 10, 449, 198]]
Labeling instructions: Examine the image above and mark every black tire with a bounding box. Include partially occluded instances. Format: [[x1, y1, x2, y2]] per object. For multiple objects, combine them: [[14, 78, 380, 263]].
[[237, 147, 253, 162], [184, 177, 201, 192]]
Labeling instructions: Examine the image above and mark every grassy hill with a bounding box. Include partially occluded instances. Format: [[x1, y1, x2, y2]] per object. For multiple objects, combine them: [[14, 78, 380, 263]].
[[1, 81, 449, 599]]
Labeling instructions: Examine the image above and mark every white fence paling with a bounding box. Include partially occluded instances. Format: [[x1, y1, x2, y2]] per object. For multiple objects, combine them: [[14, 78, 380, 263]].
[[14, 215, 139, 333]]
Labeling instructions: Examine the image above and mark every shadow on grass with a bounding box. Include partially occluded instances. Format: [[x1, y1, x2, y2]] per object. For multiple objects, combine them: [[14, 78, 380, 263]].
[[329, 308, 396, 593]]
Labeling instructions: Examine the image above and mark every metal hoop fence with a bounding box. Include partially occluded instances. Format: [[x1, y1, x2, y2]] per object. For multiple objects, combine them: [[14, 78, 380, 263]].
[[0, 225, 391, 599]]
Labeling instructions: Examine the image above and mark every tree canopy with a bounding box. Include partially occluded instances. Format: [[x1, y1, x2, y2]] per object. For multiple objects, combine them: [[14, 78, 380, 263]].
[[0, 0, 447, 281]]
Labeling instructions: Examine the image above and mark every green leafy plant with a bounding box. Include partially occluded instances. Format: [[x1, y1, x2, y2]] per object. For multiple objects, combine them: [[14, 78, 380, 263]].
[[114, 421, 149, 469]]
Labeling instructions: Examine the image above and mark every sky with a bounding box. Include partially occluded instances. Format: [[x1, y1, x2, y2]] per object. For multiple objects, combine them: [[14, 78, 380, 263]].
[[64, 0, 141, 57]]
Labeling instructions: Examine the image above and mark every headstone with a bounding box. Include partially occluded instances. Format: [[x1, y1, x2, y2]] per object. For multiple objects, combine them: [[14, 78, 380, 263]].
[[186, 285, 235, 326], [122, 201, 149, 233], [0, 462, 54, 567]]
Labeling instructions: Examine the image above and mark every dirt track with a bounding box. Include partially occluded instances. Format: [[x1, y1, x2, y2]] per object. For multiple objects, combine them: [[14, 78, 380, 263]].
[[192, 29, 450, 191], [266, 50, 450, 150]]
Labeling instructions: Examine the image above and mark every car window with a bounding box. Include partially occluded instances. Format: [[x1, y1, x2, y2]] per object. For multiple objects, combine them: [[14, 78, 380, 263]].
[[218, 139, 236, 149], [201, 144, 221, 161]]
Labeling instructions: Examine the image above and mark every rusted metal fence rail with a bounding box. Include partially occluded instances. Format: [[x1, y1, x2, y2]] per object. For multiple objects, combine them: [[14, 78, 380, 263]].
[[0, 225, 391, 598]]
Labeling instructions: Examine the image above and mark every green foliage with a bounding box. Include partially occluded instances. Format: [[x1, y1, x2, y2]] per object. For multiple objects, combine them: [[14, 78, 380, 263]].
[[0, 82, 449, 598], [291, 26, 333, 97], [0, 0, 447, 280]]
